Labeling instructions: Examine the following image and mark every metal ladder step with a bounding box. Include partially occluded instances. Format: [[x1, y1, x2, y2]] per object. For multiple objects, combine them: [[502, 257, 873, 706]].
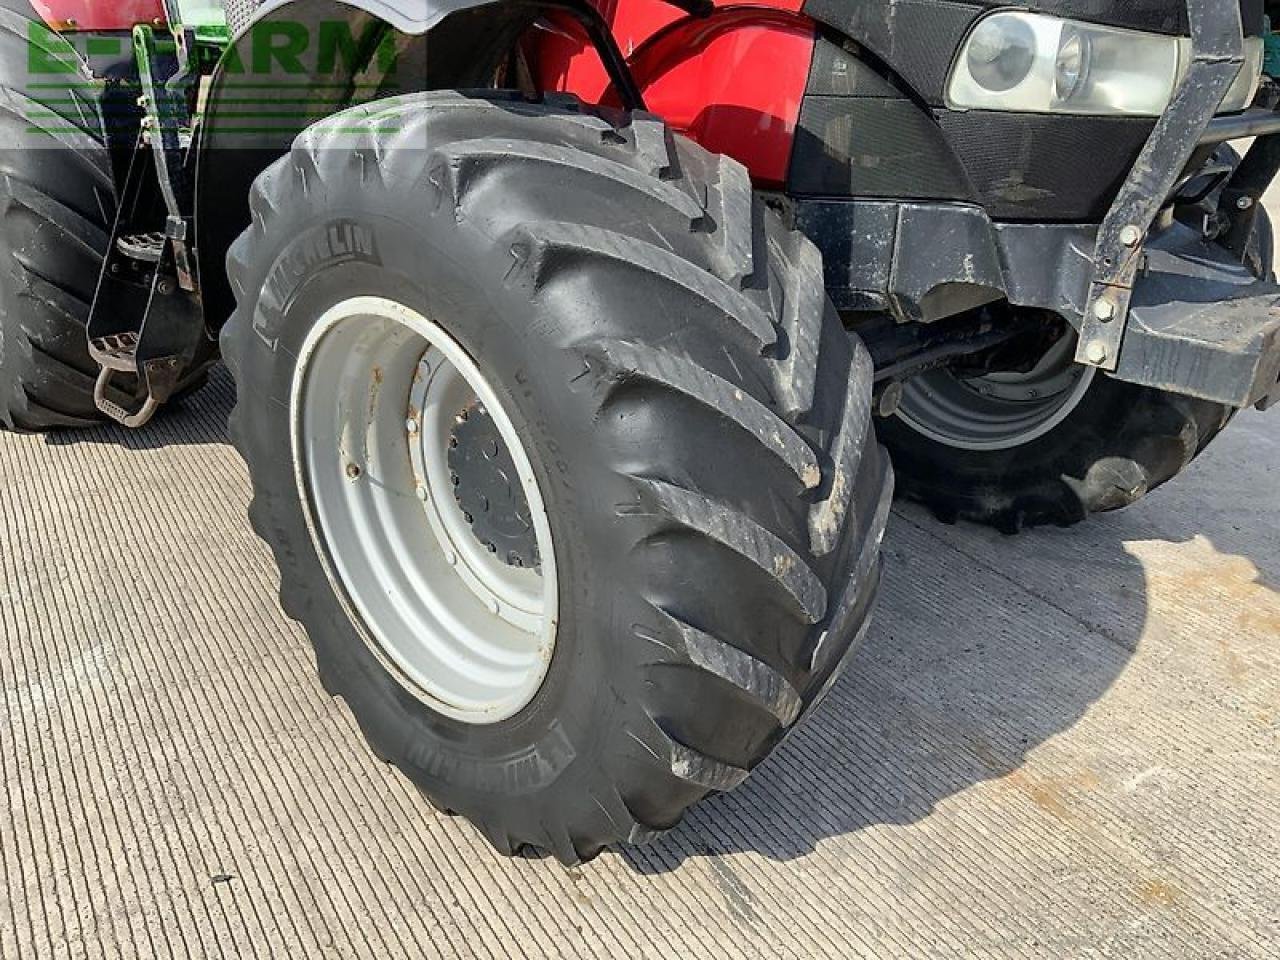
[[116, 233, 167, 264]]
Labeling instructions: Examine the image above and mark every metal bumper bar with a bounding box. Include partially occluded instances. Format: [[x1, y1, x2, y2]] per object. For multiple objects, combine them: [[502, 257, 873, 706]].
[[1199, 107, 1280, 144], [1114, 223, 1280, 410], [1075, 0, 1249, 373]]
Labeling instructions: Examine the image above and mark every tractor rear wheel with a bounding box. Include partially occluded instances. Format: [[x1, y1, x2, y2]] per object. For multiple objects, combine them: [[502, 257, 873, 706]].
[[0, 9, 210, 431], [222, 92, 893, 862], [0, 11, 122, 430]]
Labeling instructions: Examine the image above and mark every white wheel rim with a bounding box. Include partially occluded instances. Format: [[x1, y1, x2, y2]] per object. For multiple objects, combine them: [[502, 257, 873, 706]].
[[896, 331, 1097, 451], [291, 296, 558, 724]]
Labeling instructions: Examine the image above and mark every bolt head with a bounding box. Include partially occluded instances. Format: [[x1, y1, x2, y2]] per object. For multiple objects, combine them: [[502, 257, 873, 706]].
[[415, 485, 428, 501], [405, 418, 419, 435], [1237, 195, 1255, 211], [1093, 299, 1117, 322], [1084, 340, 1109, 365], [345, 463, 361, 480], [1119, 225, 1143, 247]]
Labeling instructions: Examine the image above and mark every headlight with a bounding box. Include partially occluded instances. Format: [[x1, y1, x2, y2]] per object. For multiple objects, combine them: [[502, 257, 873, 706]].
[[947, 11, 1264, 117]]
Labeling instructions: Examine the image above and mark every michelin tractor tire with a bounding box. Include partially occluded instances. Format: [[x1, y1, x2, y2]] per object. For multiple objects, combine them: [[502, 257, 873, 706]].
[[222, 92, 893, 863]]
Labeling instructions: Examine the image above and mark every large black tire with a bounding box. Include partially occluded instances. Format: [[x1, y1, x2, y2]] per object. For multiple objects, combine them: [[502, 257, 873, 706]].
[[0, 9, 121, 430], [879, 375, 1233, 534], [222, 92, 893, 863]]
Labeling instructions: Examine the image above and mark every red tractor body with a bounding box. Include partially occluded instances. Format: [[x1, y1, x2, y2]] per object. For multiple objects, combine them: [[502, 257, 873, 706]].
[[534, 0, 814, 185], [31, 0, 163, 30]]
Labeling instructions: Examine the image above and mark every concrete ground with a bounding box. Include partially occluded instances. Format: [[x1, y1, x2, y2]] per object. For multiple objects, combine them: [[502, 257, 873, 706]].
[[2, 278, 1279, 956]]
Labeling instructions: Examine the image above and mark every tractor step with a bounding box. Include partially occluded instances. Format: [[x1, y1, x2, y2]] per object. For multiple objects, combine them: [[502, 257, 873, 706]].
[[116, 233, 167, 264], [87, 332, 158, 428], [93, 368, 160, 430], [90, 332, 142, 372]]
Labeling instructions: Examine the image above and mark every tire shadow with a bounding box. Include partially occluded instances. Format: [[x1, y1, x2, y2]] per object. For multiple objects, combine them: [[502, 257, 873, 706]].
[[619, 411, 1279, 873]]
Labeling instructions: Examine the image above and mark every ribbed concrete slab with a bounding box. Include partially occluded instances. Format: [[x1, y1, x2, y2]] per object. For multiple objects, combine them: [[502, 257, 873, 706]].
[[1, 370, 1278, 959]]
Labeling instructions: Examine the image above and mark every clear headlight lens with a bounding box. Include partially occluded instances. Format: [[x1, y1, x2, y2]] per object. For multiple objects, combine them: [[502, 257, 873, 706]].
[[947, 11, 1264, 117]]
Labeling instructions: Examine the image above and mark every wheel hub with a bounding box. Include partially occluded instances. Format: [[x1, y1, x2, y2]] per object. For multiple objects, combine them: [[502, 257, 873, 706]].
[[447, 401, 541, 570], [292, 297, 558, 725], [896, 329, 1096, 451]]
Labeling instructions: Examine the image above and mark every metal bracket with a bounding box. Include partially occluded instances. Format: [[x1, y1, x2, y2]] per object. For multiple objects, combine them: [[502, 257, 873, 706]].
[[1075, 0, 1247, 371], [134, 23, 200, 295]]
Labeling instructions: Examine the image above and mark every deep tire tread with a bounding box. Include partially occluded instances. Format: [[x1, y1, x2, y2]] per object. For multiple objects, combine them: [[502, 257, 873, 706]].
[[223, 91, 890, 865], [583, 337, 821, 490]]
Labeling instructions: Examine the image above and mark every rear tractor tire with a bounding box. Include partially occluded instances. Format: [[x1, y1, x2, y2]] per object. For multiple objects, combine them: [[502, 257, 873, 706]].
[[0, 11, 120, 430], [222, 92, 893, 862], [0, 8, 209, 431]]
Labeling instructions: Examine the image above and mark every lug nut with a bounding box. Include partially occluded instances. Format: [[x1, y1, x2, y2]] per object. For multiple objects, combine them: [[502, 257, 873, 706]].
[[1084, 340, 1109, 365]]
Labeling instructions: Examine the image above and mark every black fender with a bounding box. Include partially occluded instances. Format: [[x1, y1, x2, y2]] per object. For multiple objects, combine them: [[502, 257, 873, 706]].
[[195, 0, 540, 327]]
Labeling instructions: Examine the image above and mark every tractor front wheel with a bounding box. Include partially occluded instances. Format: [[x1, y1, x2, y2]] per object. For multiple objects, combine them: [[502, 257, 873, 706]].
[[222, 92, 893, 862]]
